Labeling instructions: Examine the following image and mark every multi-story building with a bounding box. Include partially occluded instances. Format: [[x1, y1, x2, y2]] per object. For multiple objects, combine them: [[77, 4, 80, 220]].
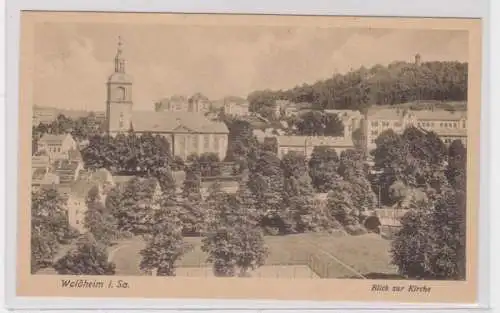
[[106, 37, 229, 160], [324, 109, 363, 132], [36, 133, 78, 161], [269, 135, 355, 159], [155, 93, 212, 114], [224, 101, 249, 116], [362, 106, 467, 152]]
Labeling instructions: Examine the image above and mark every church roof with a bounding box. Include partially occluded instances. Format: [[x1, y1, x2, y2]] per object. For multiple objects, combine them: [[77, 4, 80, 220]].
[[131, 111, 229, 134], [108, 72, 133, 84]]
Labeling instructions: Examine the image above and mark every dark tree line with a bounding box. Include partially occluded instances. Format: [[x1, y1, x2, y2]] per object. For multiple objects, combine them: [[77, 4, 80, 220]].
[[248, 61, 468, 119], [81, 132, 175, 191], [370, 127, 467, 280]]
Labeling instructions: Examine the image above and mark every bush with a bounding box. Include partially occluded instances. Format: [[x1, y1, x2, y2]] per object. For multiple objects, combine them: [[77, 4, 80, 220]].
[[344, 224, 368, 236]]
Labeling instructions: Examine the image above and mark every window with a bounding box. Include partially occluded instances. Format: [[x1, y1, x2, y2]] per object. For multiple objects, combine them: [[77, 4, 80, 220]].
[[191, 135, 198, 150], [76, 220, 80, 225], [462, 120, 466, 128], [371, 130, 378, 136], [371, 121, 378, 127], [214, 136, 220, 150], [188, 102, 194, 112], [119, 112, 124, 128], [204, 135, 210, 149]]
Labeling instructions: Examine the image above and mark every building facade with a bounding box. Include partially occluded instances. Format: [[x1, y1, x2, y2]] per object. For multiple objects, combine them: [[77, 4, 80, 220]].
[[37, 133, 78, 161], [224, 101, 249, 116], [362, 106, 467, 152], [269, 135, 355, 159], [155, 93, 212, 114], [106, 37, 229, 160]]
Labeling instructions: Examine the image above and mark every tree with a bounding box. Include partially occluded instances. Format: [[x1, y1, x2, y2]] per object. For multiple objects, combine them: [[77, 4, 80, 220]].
[[225, 119, 261, 171], [294, 111, 344, 136], [247, 61, 467, 113], [371, 127, 448, 205], [281, 151, 319, 232], [199, 152, 222, 177], [326, 178, 358, 226], [54, 233, 116, 275], [31, 188, 70, 273], [338, 149, 377, 212], [308, 146, 339, 192], [182, 160, 202, 199], [247, 150, 285, 233], [202, 187, 268, 277], [139, 207, 186, 276], [391, 187, 466, 280], [108, 177, 158, 235], [84, 186, 118, 246]]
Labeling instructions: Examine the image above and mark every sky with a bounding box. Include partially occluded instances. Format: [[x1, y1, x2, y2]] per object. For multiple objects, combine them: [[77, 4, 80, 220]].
[[33, 22, 468, 111]]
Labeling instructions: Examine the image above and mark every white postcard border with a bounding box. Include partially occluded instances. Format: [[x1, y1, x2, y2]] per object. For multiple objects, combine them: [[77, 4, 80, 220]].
[[4, 0, 491, 310]]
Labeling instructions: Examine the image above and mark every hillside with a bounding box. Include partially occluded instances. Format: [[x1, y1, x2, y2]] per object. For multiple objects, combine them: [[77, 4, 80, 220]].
[[247, 61, 468, 118]]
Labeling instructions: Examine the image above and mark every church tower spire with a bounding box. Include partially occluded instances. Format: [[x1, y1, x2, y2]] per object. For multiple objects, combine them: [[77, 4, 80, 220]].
[[107, 35, 133, 135], [114, 36, 126, 73]]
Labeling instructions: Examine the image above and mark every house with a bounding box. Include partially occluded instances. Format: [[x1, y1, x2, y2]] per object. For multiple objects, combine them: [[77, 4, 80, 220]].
[[58, 169, 117, 233], [155, 93, 212, 114], [32, 168, 60, 190], [268, 135, 355, 159], [80, 168, 115, 195], [36, 133, 78, 161], [105, 39, 229, 161], [31, 155, 51, 173], [362, 104, 467, 151], [53, 159, 84, 185], [224, 101, 249, 116], [324, 110, 363, 131], [57, 181, 98, 233]]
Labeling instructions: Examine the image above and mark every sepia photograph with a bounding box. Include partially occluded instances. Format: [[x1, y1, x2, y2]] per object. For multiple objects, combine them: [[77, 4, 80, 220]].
[[15, 11, 482, 303]]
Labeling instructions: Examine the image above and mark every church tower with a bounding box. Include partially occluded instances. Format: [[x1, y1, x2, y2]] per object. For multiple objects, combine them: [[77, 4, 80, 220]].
[[106, 36, 133, 134]]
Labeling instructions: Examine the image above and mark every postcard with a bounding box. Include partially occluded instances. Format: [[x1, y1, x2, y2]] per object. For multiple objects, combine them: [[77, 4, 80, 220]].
[[17, 11, 482, 304]]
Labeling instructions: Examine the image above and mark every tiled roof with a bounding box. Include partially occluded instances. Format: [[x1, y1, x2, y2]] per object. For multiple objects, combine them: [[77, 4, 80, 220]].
[[132, 111, 229, 133], [275, 135, 354, 148], [189, 92, 210, 102], [89, 169, 113, 185], [39, 134, 70, 145], [366, 107, 467, 121], [54, 160, 81, 184], [68, 149, 82, 161], [32, 155, 50, 168], [413, 110, 467, 121], [431, 128, 467, 137]]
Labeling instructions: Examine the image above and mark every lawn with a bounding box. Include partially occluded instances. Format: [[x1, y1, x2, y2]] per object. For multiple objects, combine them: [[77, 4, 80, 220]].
[[108, 232, 398, 278]]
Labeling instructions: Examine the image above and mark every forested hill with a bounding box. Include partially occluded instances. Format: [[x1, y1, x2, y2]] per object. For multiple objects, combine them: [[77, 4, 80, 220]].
[[248, 61, 468, 117]]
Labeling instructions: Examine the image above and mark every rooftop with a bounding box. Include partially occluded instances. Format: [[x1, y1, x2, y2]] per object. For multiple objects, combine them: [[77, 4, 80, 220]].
[[366, 105, 467, 121], [132, 111, 229, 134], [38, 133, 72, 145], [274, 135, 354, 148]]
